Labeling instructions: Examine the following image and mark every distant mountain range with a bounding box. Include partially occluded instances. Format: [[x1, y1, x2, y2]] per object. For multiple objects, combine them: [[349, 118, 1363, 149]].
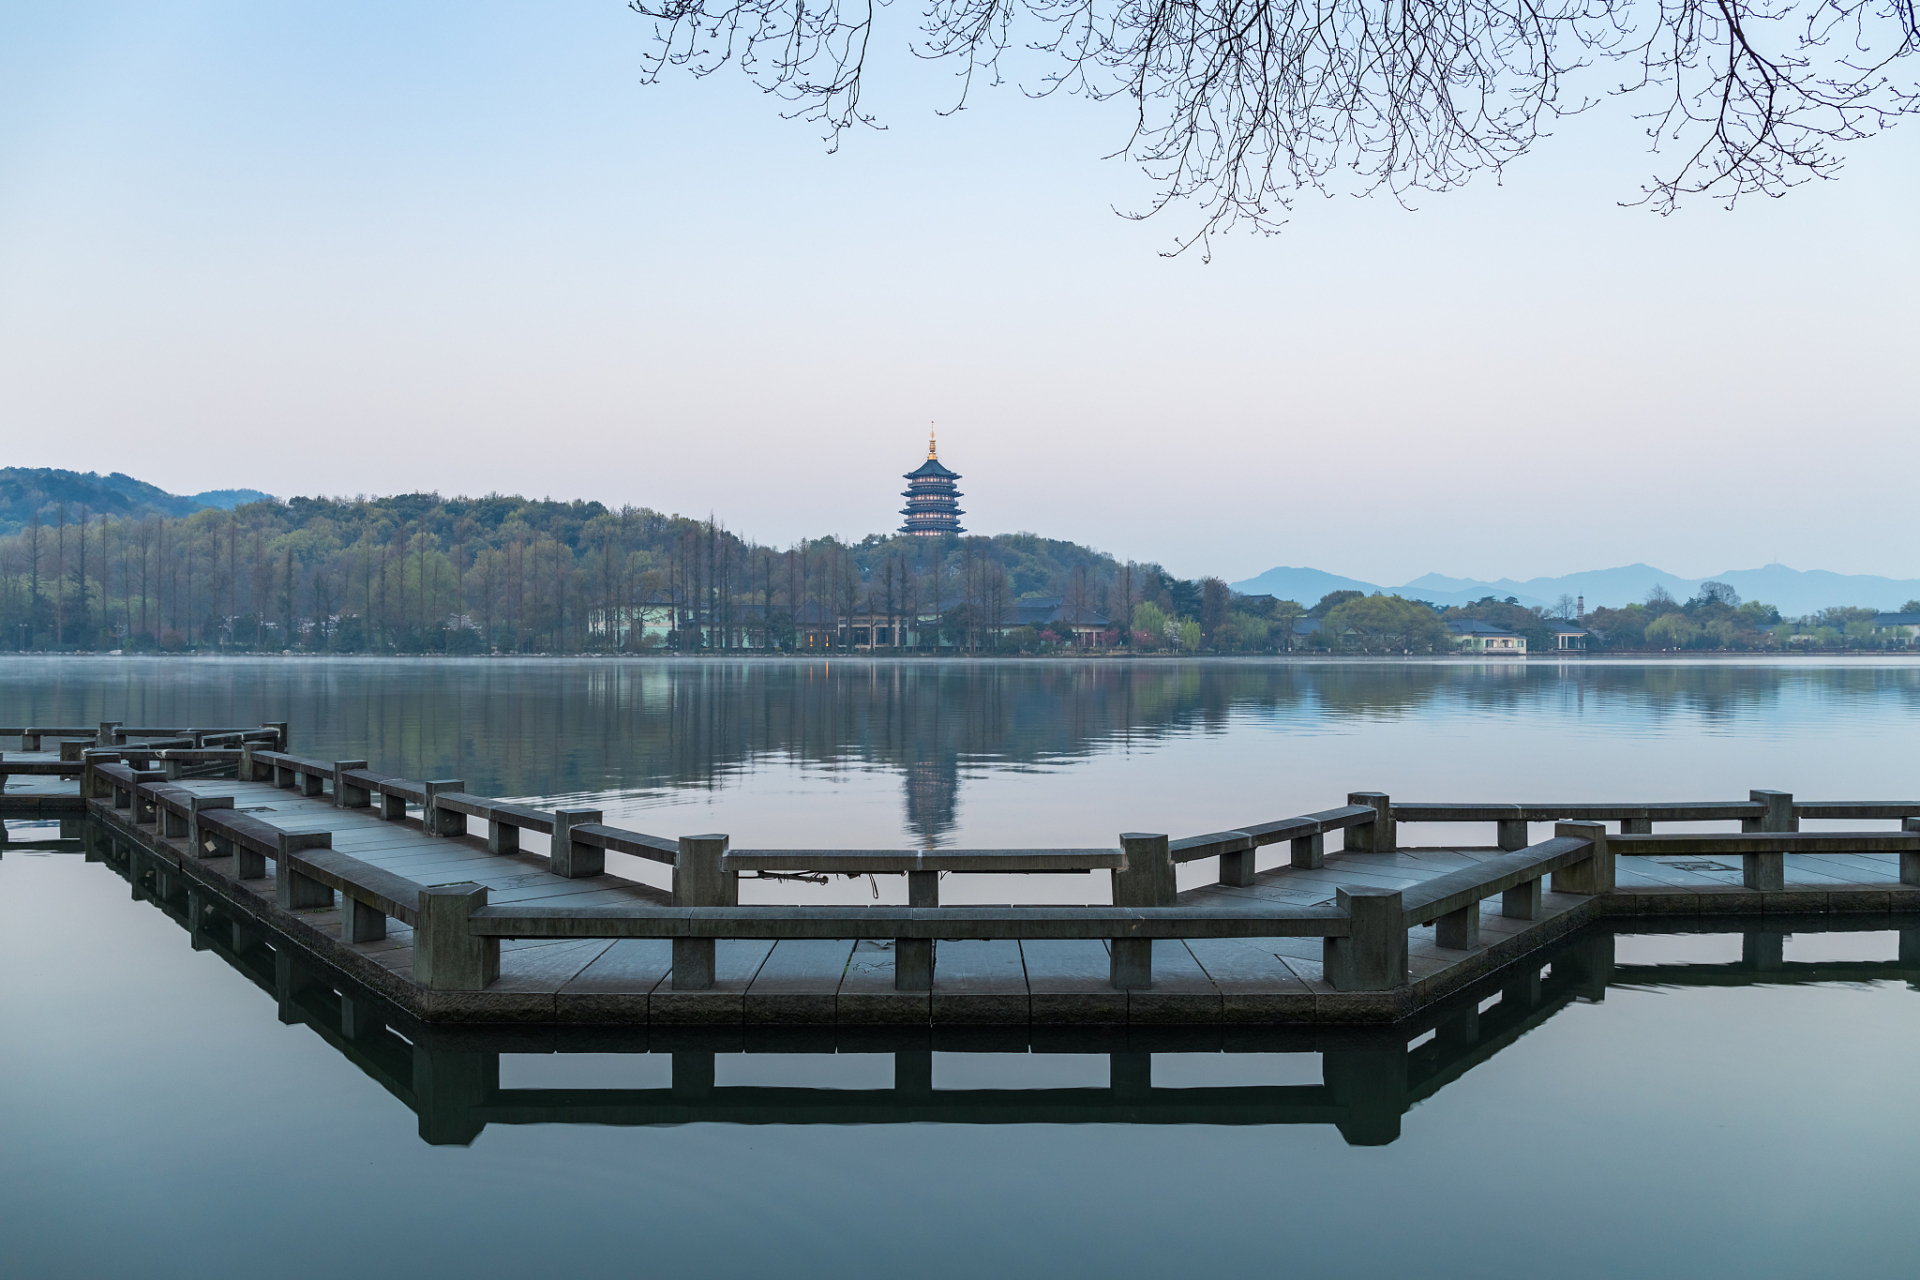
[[0, 468, 274, 536], [1230, 563, 1920, 618]]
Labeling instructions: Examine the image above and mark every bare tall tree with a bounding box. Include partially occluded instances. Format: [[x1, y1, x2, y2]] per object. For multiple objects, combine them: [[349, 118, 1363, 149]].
[[54, 502, 66, 645]]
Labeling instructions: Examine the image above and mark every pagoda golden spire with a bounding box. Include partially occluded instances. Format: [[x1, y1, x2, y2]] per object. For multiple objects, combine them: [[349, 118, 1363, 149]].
[[928, 424, 937, 459]]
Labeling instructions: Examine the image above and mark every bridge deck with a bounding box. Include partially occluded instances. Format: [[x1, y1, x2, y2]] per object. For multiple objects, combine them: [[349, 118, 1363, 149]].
[[1, 750, 83, 815], [88, 777, 1909, 1024]]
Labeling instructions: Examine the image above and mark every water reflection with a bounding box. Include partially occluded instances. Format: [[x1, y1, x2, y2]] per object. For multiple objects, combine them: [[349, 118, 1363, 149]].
[[80, 823, 1920, 1149], [8, 658, 1920, 844]]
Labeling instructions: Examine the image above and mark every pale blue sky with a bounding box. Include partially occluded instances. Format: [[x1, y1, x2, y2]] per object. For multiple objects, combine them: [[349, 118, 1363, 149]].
[[2, 1, 1915, 583]]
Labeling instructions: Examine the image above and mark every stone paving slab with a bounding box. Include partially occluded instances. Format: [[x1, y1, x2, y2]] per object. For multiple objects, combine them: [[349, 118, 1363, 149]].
[[838, 940, 930, 1025], [556, 939, 672, 1023], [648, 940, 775, 1025], [1022, 939, 1126, 1025], [746, 939, 854, 1024], [495, 939, 615, 996], [1185, 938, 1317, 1022], [1127, 941, 1221, 1023], [931, 939, 1029, 1024]]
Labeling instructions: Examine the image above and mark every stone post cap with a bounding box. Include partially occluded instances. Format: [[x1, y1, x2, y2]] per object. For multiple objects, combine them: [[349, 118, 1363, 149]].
[[420, 881, 488, 901], [1335, 885, 1403, 904]]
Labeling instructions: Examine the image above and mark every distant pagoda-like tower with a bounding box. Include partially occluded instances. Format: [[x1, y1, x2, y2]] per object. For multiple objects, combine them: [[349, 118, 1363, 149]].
[[899, 432, 964, 537]]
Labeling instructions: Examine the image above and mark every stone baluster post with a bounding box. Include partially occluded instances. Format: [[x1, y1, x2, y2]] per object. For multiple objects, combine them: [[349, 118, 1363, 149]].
[[1110, 832, 1174, 989], [550, 808, 604, 878], [672, 834, 735, 990]]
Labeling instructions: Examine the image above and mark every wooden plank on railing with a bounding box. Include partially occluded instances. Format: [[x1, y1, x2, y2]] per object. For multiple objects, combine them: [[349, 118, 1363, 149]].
[[725, 848, 1126, 873], [1398, 837, 1593, 925], [1169, 832, 1252, 863], [1224, 805, 1375, 851], [252, 749, 334, 775], [1393, 801, 1765, 823], [431, 793, 556, 832], [372, 777, 427, 804], [566, 823, 678, 863], [466, 903, 1351, 941], [285, 848, 423, 925], [194, 808, 287, 855], [1611, 832, 1920, 855], [1794, 802, 1920, 820]]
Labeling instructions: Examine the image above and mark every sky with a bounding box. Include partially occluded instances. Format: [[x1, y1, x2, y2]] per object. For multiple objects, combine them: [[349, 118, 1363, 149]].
[[2, 2, 1916, 585]]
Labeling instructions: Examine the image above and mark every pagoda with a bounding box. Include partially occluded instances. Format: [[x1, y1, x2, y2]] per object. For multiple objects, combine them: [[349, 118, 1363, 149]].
[[899, 432, 964, 537]]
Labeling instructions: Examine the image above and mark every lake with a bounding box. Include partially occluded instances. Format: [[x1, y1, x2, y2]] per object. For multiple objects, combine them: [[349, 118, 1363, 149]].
[[3, 657, 1918, 1277]]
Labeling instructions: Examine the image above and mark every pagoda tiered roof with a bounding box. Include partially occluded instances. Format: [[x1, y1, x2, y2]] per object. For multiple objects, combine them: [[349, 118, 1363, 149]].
[[905, 456, 959, 480], [899, 431, 965, 535]]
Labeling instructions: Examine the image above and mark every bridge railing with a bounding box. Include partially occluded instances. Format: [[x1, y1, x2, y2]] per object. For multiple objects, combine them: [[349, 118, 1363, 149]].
[[1169, 804, 1380, 887], [88, 745, 1920, 1006], [1389, 790, 1920, 850], [3, 723, 282, 751], [0, 753, 83, 783]]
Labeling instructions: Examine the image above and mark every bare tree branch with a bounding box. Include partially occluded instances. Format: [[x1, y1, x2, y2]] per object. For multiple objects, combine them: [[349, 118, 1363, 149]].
[[627, 0, 1920, 251]]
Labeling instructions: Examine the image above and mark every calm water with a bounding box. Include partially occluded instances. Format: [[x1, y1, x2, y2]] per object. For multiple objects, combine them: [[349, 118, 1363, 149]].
[[4, 657, 1920, 1277]]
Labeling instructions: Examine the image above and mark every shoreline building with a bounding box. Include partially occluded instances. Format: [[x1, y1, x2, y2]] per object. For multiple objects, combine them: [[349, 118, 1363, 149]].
[[900, 433, 964, 537], [1446, 618, 1526, 654]]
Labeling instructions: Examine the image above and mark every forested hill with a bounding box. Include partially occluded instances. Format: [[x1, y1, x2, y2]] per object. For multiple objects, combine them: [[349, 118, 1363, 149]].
[[0, 485, 1166, 653], [0, 468, 272, 535]]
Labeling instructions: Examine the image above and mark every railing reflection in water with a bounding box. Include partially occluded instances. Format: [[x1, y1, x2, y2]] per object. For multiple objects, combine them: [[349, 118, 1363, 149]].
[[83, 824, 1920, 1148]]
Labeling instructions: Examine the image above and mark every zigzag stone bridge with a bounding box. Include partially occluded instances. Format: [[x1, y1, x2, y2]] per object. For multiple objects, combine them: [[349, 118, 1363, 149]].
[[8, 720, 1920, 1029]]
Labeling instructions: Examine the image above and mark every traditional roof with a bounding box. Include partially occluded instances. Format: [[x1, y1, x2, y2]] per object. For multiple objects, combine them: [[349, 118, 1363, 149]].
[[906, 456, 959, 481], [1873, 613, 1920, 626], [1446, 619, 1518, 637], [1014, 596, 1109, 628], [905, 430, 960, 481]]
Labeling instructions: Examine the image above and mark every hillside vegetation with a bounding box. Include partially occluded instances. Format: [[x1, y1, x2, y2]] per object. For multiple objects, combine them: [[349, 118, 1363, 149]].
[[0, 467, 271, 535], [0, 489, 1194, 653], [0, 480, 1907, 655]]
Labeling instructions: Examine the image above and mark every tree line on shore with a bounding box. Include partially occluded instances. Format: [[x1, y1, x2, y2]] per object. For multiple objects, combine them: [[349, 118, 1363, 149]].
[[0, 490, 1908, 654], [1294, 582, 1919, 654], [0, 491, 1173, 654]]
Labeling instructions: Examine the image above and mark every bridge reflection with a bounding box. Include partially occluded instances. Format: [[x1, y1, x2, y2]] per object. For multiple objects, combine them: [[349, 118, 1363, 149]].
[[86, 825, 1920, 1148]]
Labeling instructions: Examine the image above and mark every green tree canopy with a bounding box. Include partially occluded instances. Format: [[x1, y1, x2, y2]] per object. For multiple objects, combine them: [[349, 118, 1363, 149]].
[[1324, 595, 1451, 652]]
